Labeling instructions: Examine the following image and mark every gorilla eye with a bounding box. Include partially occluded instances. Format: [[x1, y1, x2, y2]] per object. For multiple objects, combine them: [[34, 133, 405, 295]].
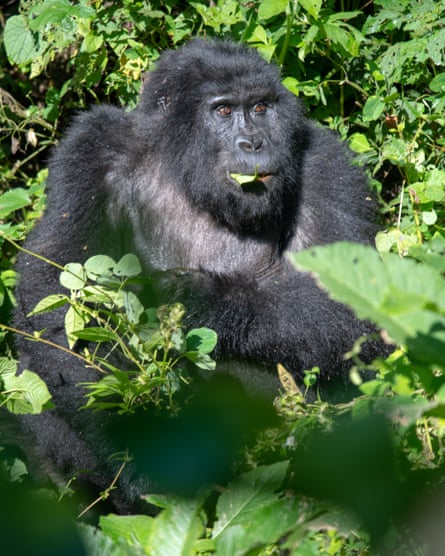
[[216, 104, 233, 117], [253, 102, 268, 114]]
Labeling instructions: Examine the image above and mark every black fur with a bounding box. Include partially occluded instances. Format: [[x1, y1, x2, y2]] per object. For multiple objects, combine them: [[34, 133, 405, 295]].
[[13, 39, 382, 511]]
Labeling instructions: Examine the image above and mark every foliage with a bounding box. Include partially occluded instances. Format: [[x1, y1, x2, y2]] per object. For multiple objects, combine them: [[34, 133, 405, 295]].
[[24, 251, 217, 414], [1, 0, 445, 554]]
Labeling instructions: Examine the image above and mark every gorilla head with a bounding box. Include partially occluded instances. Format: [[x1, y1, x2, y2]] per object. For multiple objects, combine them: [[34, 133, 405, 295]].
[[137, 40, 303, 234]]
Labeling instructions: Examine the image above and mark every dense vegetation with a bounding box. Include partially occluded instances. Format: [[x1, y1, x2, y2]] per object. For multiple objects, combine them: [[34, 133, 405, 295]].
[[1, 0, 445, 554]]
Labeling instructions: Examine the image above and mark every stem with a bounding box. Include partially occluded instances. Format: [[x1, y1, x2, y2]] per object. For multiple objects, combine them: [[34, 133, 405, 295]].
[[0, 233, 65, 272], [0, 324, 106, 375], [77, 458, 128, 519]]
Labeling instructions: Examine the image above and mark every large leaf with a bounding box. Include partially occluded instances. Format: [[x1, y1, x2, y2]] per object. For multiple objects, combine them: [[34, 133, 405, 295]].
[[186, 327, 218, 354], [258, 0, 289, 21], [290, 242, 445, 366], [147, 497, 205, 556], [99, 514, 153, 549], [0, 359, 53, 414], [0, 188, 31, 219], [60, 262, 86, 290], [213, 461, 297, 555], [114, 253, 142, 277], [3, 15, 37, 65], [28, 294, 68, 316]]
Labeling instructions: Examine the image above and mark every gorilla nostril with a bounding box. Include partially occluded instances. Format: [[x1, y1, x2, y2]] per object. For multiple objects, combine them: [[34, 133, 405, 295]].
[[236, 135, 263, 153]]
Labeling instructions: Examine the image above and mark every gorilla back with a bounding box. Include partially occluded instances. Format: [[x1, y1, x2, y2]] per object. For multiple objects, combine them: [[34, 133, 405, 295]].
[[13, 39, 382, 511]]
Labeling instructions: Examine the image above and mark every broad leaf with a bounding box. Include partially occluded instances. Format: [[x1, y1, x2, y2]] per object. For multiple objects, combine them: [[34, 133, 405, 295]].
[[4, 15, 37, 65], [213, 461, 296, 555], [0, 188, 31, 219], [186, 328, 218, 354], [290, 242, 445, 366], [60, 263, 86, 290], [147, 497, 205, 556], [114, 254, 142, 277]]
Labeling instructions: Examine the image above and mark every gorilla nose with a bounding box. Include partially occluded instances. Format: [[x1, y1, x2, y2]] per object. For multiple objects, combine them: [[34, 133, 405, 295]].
[[235, 134, 263, 153]]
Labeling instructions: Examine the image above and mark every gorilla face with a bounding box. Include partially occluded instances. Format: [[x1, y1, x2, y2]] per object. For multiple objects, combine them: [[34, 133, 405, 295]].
[[138, 40, 303, 234], [190, 89, 300, 234], [207, 94, 284, 185]]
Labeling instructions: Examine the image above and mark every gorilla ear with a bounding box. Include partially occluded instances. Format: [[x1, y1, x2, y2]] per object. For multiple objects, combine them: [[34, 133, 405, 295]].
[[138, 73, 169, 114]]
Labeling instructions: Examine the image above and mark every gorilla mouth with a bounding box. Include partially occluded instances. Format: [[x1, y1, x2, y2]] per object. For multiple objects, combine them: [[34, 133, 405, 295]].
[[229, 172, 274, 187]]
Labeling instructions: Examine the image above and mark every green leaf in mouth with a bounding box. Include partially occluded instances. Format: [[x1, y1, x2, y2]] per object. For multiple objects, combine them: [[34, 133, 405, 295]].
[[230, 172, 272, 186], [230, 172, 258, 185]]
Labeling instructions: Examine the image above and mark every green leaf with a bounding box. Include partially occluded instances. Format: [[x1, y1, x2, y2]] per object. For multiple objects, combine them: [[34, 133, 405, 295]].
[[65, 305, 87, 349], [28, 0, 94, 30], [349, 133, 372, 153], [213, 461, 296, 554], [258, 0, 289, 21], [99, 514, 153, 548], [3, 15, 37, 65], [186, 328, 218, 354], [84, 255, 116, 278], [363, 96, 385, 121], [114, 254, 142, 277], [185, 352, 216, 371], [290, 243, 445, 367], [28, 294, 68, 316], [299, 0, 322, 18], [0, 359, 53, 414], [430, 72, 445, 93], [230, 173, 257, 185], [0, 188, 31, 219], [147, 497, 205, 556], [422, 209, 437, 226], [124, 291, 144, 324], [81, 32, 104, 54], [70, 327, 119, 343], [60, 263, 86, 290]]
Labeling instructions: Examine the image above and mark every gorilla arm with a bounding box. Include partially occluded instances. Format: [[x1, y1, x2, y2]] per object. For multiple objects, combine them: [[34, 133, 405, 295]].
[[159, 258, 374, 383]]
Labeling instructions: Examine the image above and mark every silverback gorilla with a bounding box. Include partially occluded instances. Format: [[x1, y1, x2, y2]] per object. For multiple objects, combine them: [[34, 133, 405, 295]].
[[13, 39, 382, 512]]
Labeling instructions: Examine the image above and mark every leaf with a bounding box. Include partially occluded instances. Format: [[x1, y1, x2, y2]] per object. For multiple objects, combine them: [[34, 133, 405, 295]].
[[65, 305, 87, 349], [147, 497, 205, 556], [28, 294, 68, 316], [299, 0, 322, 18], [430, 72, 445, 93], [3, 15, 37, 65], [124, 291, 144, 324], [258, 0, 289, 21], [349, 133, 372, 153], [290, 242, 445, 367], [230, 173, 259, 186], [70, 327, 119, 343], [1, 361, 53, 414], [114, 254, 142, 277], [84, 255, 116, 278], [422, 209, 437, 226], [99, 514, 153, 548], [28, 0, 94, 30], [363, 96, 385, 121], [213, 461, 297, 555], [0, 188, 31, 219], [186, 328, 218, 354], [60, 263, 86, 290], [185, 352, 216, 371]]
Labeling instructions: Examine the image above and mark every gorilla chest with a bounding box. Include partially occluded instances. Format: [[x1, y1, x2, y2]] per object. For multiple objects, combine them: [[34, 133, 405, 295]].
[[132, 201, 277, 275]]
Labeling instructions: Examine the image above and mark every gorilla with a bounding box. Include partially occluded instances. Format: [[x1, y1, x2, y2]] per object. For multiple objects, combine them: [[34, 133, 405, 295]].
[[12, 39, 382, 512]]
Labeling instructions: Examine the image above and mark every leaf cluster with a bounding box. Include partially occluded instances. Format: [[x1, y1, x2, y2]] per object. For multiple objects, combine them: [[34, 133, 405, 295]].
[[28, 252, 217, 414]]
